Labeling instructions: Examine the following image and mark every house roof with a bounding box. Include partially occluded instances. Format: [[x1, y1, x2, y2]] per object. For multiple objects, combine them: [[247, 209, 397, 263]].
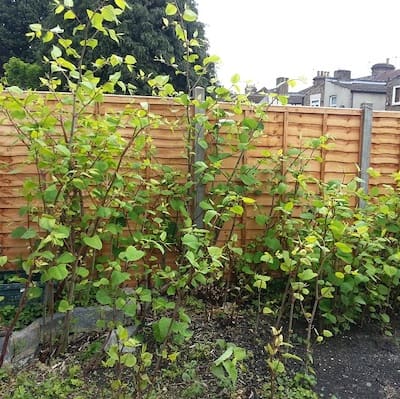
[[330, 80, 387, 94], [356, 69, 400, 82]]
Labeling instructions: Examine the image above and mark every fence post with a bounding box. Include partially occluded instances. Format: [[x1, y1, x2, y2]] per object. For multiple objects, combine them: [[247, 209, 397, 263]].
[[359, 103, 373, 208], [194, 86, 206, 228]]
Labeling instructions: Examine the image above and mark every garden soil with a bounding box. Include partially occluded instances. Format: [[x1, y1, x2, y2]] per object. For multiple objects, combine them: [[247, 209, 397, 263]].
[[313, 324, 400, 399], [2, 307, 400, 399]]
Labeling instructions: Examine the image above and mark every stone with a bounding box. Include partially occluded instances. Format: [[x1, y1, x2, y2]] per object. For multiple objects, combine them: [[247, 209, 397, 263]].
[[0, 306, 127, 366]]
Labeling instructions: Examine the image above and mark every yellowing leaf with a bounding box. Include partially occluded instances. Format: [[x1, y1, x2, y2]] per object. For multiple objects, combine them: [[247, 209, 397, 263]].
[[230, 205, 244, 216], [165, 3, 177, 15], [242, 197, 256, 205], [183, 8, 197, 22], [231, 73, 240, 84], [124, 54, 137, 65], [43, 31, 54, 43], [335, 271, 345, 279], [64, 10, 76, 20], [55, 5, 65, 14], [115, 0, 127, 10]]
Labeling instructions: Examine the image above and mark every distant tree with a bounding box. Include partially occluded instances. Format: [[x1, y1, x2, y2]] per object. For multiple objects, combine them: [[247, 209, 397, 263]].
[[2, 57, 43, 89], [38, 0, 215, 94], [0, 0, 50, 73]]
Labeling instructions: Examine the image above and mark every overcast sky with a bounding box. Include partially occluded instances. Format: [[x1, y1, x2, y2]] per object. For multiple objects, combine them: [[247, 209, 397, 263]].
[[196, 0, 400, 90]]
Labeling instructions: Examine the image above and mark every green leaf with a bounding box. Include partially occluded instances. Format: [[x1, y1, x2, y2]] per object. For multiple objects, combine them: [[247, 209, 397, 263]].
[[28, 286, 42, 300], [211, 365, 225, 381], [55, 144, 71, 157], [51, 45, 62, 59], [381, 313, 390, 323], [267, 359, 285, 374], [298, 269, 318, 281], [277, 182, 288, 194], [83, 235, 103, 250], [282, 352, 303, 362], [283, 201, 294, 213], [77, 267, 89, 278], [329, 220, 346, 239], [11, 226, 26, 238], [203, 55, 220, 66], [43, 185, 58, 203], [124, 301, 137, 317], [58, 299, 74, 312], [153, 317, 173, 343], [383, 264, 397, 278], [322, 329, 333, 338], [214, 346, 233, 366], [96, 289, 112, 305], [321, 287, 334, 298], [137, 288, 151, 302], [47, 264, 69, 280], [260, 252, 273, 264], [165, 3, 177, 15], [230, 73, 240, 84], [183, 8, 197, 22], [223, 360, 238, 384], [263, 306, 274, 314], [240, 174, 257, 186], [208, 246, 223, 258], [101, 5, 116, 22], [21, 228, 37, 240], [111, 270, 130, 287], [0, 256, 7, 267], [182, 234, 199, 251], [53, 225, 70, 239], [335, 242, 352, 253], [121, 353, 137, 367], [119, 246, 145, 262]]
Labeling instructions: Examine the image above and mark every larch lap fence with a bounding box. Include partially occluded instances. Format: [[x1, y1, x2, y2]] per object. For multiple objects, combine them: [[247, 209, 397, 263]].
[[1, 93, 400, 266]]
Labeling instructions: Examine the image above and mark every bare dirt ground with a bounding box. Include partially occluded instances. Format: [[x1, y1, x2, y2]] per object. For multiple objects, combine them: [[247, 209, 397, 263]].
[[313, 324, 400, 399], [1, 306, 400, 398]]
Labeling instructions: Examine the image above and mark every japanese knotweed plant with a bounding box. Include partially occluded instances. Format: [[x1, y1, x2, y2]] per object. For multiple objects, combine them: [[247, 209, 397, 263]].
[[0, 0, 194, 366], [240, 145, 400, 359], [162, 2, 297, 307]]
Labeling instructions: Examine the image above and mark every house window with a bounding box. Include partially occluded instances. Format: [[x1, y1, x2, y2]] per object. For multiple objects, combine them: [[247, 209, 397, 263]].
[[310, 93, 321, 107], [392, 86, 400, 105], [329, 95, 337, 107]]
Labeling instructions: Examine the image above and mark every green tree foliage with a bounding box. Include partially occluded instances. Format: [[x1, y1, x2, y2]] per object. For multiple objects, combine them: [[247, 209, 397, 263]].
[[8, 0, 214, 94], [0, 0, 50, 73], [2, 57, 43, 89]]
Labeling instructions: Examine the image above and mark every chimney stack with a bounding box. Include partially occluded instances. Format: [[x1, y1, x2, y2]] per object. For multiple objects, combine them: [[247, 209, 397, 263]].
[[313, 70, 329, 84], [276, 77, 288, 96], [334, 70, 351, 81]]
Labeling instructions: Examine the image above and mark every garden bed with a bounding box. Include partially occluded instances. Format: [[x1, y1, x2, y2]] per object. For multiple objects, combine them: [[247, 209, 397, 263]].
[[1, 303, 399, 399]]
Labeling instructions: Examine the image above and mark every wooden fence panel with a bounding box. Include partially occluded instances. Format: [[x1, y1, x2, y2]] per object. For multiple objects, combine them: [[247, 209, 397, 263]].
[[1, 94, 400, 265]]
